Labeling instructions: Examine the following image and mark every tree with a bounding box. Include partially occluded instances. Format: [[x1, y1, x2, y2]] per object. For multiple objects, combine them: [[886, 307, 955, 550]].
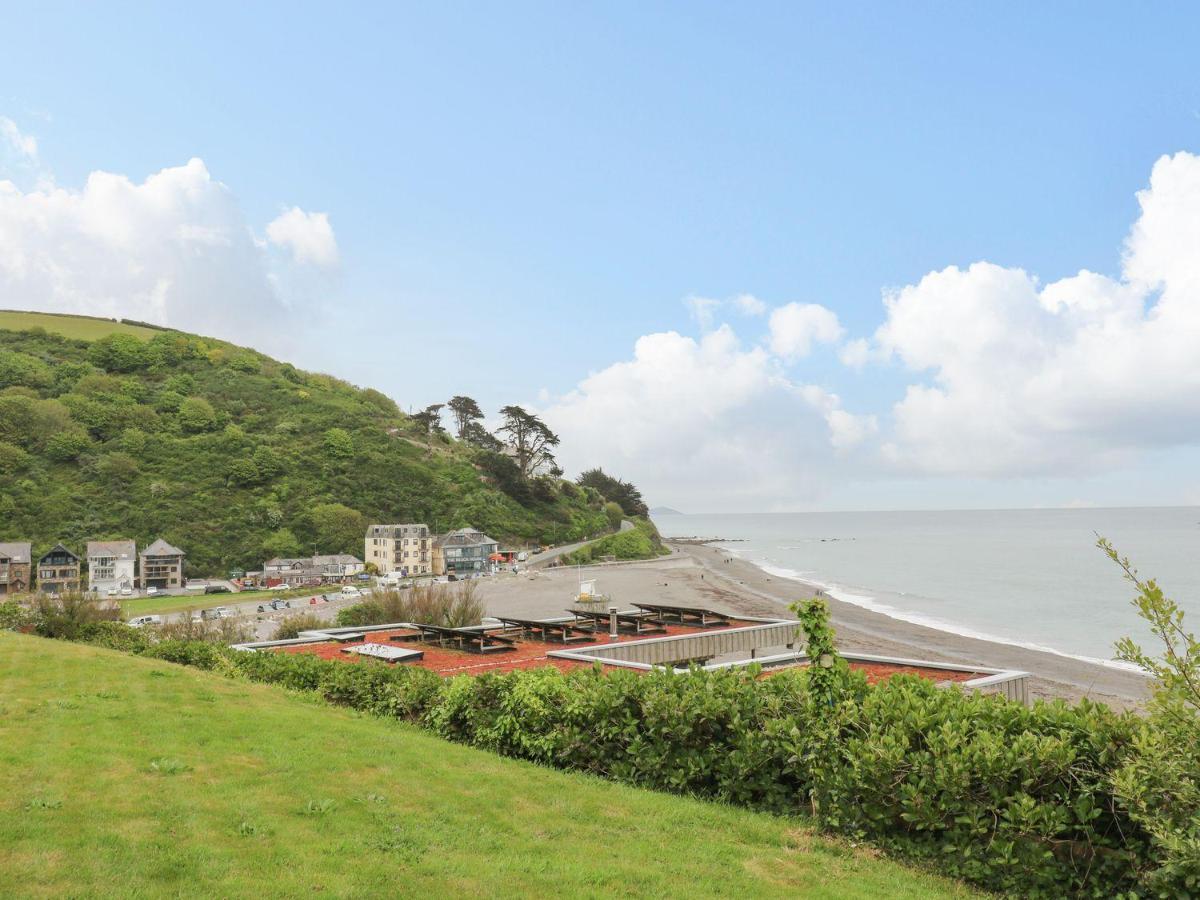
[[87, 333, 149, 372], [177, 397, 217, 433], [262, 528, 301, 559], [447, 395, 483, 439], [410, 403, 445, 435], [306, 502, 367, 554], [497, 405, 559, 478], [462, 420, 502, 451], [577, 468, 648, 518], [323, 427, 354, 458]]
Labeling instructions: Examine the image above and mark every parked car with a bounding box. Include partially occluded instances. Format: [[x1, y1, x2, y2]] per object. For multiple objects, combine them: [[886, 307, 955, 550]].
[[268, 583, 290, 591], [340, 586, 363, 598], [185, 579, 207, 592], [204, 585, 231, 595], [127, 615, 162, 628], [145, 586, 159, 596], [119, 586, 133, 596], [193, 606, 233, 621]]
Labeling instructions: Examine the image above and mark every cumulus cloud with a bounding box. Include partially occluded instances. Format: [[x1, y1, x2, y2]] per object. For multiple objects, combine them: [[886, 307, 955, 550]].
[[267, 206, 339, 267], [869, 151, 1200, 476], [542, 326, 868, 509], [767, 301, 844, 359], [0, 148, 337, 349]]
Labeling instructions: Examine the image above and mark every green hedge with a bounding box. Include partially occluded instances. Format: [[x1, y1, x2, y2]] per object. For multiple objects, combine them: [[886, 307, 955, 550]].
[[105, 632, 1155, 896]]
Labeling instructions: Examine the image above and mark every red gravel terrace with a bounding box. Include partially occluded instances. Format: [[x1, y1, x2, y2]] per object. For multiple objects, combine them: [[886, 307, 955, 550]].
[[233, 603, 1028, 700]]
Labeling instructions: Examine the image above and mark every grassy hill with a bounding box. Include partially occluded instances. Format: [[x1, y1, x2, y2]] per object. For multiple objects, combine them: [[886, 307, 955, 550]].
[[0, 312, 611, 575], [0, 632, 977, 898]]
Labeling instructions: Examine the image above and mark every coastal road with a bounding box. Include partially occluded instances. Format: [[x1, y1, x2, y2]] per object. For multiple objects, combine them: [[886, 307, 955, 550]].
[[527, 520, 636, 568]]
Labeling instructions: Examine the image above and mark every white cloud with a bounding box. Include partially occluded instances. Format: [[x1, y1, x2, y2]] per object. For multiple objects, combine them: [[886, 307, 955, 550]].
[[838, 337, 871, 369], [542, 325, 868, 509], [683, 295, 721, 331], [266, 206, 339, 267], [0, 117, 38, 163], [869, 151, 1200, 476], [733, 293, 767, 316], [767, 301, 844, 359], [0, 155, 337, 349]]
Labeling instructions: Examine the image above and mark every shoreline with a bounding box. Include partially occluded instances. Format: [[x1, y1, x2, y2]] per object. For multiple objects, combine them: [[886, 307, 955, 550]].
[[670, 540, 1151, 710]]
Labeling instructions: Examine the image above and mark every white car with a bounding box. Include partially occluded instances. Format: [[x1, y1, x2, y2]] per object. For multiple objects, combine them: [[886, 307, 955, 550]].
[[145, 586, 159, 596], [119, 587, 133, 596], [269, 583, 290, 591], [340, 586, 363, 598], [128, 615, 162, 628]]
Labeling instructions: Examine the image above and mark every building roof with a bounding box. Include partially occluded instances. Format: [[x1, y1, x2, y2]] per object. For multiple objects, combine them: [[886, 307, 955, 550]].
[[142, 538, 185, 558], [0, 542, 32, 564], [438, 528, 499, 549], [86, 540, 136, 560], [366, 523, 430, 539], [312, 554, 363, 566], [39, 542, 80, 563], [264, 557, 303, 568]]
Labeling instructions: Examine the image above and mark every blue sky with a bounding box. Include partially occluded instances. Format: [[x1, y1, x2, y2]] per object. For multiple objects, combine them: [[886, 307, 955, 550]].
[[3, 3, 1200, 511]]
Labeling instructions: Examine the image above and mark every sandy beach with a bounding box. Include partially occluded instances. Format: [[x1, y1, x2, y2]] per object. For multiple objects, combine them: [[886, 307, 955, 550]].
[[475, 541, 1152, 710]]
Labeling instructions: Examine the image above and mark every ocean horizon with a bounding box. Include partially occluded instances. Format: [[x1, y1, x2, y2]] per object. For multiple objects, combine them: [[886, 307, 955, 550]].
[[652, 506, 1200, 667]]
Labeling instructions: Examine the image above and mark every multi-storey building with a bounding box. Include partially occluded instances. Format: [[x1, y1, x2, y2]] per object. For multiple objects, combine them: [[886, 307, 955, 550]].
[[364, 524, 432, 576], [0, 542, 32, 595], [437, 528, 500, 576], [86, 540, 137, 595], [140, 538, 186, 590], [37, 544, 81, 593]]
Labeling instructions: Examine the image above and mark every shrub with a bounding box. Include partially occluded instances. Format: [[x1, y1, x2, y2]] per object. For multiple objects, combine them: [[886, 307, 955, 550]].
[[275, 612, 326, 640], [0, 599, 34, 631], [1102, 539, 1200, 892], [31, 592, 122, 640], [336, 581, 484, 629]]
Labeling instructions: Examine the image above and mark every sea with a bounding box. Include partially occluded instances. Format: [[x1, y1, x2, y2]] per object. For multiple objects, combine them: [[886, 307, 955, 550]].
[[651, 507, 1200, 669]]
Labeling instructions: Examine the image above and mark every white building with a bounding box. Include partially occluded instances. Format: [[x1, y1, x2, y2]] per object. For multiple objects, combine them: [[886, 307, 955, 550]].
[[87, 540, 137, 595], [365, 523, 432, 576]]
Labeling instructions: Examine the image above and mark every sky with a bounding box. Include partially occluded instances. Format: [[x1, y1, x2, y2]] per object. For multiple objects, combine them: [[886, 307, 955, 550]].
[[2, 2, 1200, 512]]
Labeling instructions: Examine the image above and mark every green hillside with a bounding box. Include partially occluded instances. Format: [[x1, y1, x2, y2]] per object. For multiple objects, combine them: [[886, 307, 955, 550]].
[[0, 313, 610, 574], [0, 633, 977, 898]]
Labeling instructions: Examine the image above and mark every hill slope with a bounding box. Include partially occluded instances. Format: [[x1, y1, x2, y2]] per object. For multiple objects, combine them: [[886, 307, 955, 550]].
[[0, 633, 976, 898], [0, 313, 609, 574]]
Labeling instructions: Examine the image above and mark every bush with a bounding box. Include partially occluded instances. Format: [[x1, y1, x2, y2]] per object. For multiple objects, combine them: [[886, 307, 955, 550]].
[[336, 581, 484, 629], [0, 599, 34, 631], [275, 611, 326, 640], [110, 626, 1149, 897], [31, 592, 122, 640]]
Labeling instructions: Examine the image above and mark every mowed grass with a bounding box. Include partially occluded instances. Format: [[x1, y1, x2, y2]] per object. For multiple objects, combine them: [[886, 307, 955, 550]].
[[0, 309, 161, 340], [119, 588, 315, 617], [0, 633, 980, 899]]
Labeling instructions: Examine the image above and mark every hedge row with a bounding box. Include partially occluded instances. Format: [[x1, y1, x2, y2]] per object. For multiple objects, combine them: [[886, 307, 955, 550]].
[[69, 624, 1161, 897]]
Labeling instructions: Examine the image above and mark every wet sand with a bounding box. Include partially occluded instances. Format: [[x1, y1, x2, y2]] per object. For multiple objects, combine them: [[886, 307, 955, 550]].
[[475, 542, 1152, 710]]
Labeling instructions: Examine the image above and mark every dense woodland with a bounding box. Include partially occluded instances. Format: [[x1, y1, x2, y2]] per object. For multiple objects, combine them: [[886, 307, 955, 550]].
[[0, 321, 632, 575]]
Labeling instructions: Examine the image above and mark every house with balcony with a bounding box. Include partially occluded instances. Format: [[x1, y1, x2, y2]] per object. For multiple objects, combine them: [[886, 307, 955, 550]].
[[0, 542, 32, 595], [140, 538, 185, 590], [37, 544, 81, 594], [437, 528, 500, 576], [365, 524, 432, 576], [87, 540, 137, 595]]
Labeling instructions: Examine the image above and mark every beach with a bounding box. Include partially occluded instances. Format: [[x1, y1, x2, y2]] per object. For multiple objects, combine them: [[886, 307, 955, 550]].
[[476, 541, 1152, 710]]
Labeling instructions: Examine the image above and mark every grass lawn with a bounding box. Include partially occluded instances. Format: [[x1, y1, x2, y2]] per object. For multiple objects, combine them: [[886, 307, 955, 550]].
[[0, 310, 162, 340], [0, 633, 980, 899], [119, 588, 315, 617]]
